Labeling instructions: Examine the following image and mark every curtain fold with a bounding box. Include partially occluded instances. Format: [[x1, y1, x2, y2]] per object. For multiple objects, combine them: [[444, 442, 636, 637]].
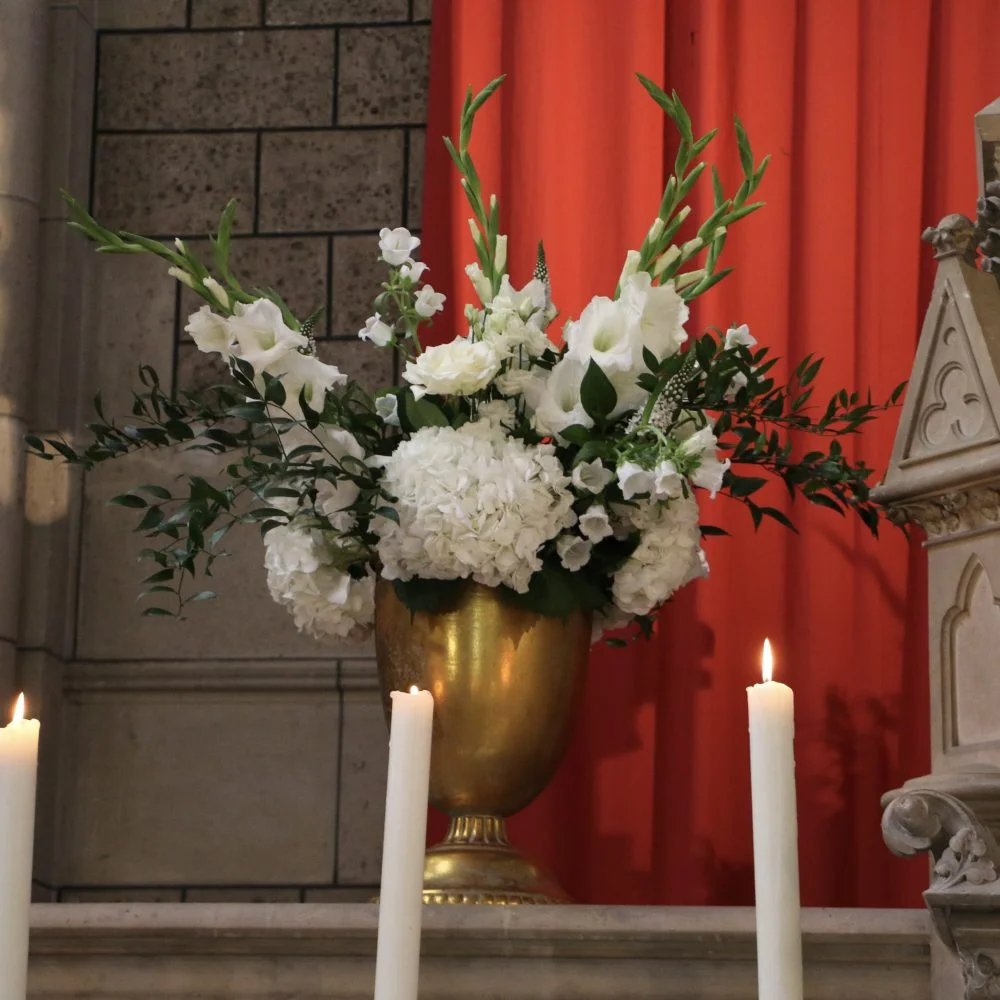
[[421, 0, 999, 906]]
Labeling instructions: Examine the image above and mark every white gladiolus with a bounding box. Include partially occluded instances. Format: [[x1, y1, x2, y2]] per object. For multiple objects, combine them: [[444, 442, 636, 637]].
[[494, 234, 508, 272], [203, 276, 230, 310], [227, 299, 308, 372], [618, 249, 642, 289], [167, 266, 196, 289], [465, 263, 493, 305], [532, 357, 594, 437], [185, 305, 231, 355]]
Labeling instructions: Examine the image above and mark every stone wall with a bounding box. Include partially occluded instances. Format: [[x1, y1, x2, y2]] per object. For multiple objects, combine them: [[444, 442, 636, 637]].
[[21, 0, 430, 902]]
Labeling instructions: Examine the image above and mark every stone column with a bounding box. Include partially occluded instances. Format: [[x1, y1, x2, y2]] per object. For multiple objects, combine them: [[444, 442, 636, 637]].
[[0, 0, 48, 704]]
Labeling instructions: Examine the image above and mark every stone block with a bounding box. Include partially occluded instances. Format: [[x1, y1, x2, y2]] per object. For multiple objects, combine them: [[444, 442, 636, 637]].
[[304, 886, 375, 901], [58, 662, 341, 885], [330, 233, 383, 338], [266, 0, 408, 24], [59, 888, 184, 902], [412, 0, 431, 19], [31, 219, 95, 433], [408, 127, 424, 230], [42, 6, 96, 221], [97, 0, 187, 28], [0, 2, 48, 204], [94, 133, 256, 235], [191, 0, 263, 27], [175, 342, 230, 397], [75, 449, 374, 661], [98, 30, 334, 130], [87, 251, 176, 418], [180, 236, 329, 335], [336, 659, 387, 885], [337, 26, 429, 126], [185, 888, 303, 901], [0, 197, 42, 420], [317, 339, 393, 396], [0, 415, 28, 642], [259, 130, 403, 233]]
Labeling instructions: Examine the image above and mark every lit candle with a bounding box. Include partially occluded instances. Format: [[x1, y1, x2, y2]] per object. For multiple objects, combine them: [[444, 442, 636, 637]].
[[747, 640, 803, 1000], [0, 694, 40, 1000], [373, 686, 434, 1000]]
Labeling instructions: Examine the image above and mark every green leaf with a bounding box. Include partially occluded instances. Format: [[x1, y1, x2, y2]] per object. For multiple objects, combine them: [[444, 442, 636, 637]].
[[143, 568, 175, 584], [393, 577, 466, 615], [580, 360, 618, 423], [375, 506, 400, 524], [189, 590, 216, 602], [759, 506, 798, 532], [604, 637, 628, 648], [141, 606, 175, 617], [559, 424, 592, 446], [400, 392, 449, 431], [726, 475, 767, 498], [111, 493, 148, 509], [138, 484, 172, 500]]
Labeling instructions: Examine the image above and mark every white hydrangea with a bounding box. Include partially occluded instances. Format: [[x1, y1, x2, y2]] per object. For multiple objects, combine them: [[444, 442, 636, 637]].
[[610, 494, 707, 618], [264, 524, 374, 641], [373, 420, 576, 593]]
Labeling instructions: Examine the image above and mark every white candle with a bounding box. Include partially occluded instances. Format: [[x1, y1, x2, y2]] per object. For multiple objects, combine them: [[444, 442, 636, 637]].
[[0, 694, 39, 1000], [374, 686, 433, 1000], [747, 640, 803, 1000]]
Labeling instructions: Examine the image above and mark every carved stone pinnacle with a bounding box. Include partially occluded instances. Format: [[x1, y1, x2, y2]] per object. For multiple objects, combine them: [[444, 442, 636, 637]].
[[923, 214, 978, 264]]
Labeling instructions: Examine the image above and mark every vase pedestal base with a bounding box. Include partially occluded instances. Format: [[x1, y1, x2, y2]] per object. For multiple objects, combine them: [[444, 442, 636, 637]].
[[421, 815, 568, 905]]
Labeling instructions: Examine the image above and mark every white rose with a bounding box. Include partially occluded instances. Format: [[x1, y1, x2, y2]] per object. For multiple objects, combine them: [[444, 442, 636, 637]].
[[375, 393, 400, 426], [414, 285, 446, 318], [228, 298, 307, 371], [619, 271, 689, 363], [532, 357, 594, 437], [677, 424, 730, 498], [185, 305, 232, 355], [399, 260, 428, 283], [379, 226, 420, 266], [571, 458, 614, 494], [564, 296, 640, 374], [359, 313, 394, 347], [652, 459, 682, 499], [402, 337, 501, 399], [556, 534, 592, 571], [465, 263, 493, 305], [617, 460, 655, 499], [578, 505, 613, 542]]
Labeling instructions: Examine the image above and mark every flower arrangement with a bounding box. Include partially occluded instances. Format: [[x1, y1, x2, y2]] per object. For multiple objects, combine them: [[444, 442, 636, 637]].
[[29, 76, 902, 646]]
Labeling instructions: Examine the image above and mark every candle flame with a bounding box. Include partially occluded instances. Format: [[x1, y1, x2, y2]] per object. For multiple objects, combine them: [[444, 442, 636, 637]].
[[408, 685, 420, 695], [761, 639, 773, 683], [12, 693, 24, 723]]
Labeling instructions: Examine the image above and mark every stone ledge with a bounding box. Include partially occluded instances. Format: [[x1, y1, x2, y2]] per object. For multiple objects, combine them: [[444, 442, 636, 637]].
[[27, 903, 932, 1000]]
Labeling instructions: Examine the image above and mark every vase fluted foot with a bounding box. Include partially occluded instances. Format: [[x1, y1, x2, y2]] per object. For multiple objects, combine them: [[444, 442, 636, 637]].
[[421, 815, 568, 905]]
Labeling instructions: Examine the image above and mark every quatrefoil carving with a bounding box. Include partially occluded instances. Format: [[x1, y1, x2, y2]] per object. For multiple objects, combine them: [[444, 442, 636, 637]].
[[921, 354, 985, 448]]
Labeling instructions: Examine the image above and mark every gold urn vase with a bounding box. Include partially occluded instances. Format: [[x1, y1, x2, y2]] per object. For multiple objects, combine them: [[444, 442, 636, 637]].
[[374, 578, 591, 904]]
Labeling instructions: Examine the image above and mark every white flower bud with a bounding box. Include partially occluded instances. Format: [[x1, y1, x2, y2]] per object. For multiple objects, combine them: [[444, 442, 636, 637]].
[[203, 276, 230, 310], [174, 238, 186, 253], [494, 234, 507, 273], [674, 268, 707, 290], [681, 237, 704, 257], [618, 249, 642, 288], [675, 205, 692, 224], [467, 217, 483, 247], [464, 263, 493, 306], [652, 245, 681, 277], [646, 217, 665, 243], [167, 266, 196, 289]]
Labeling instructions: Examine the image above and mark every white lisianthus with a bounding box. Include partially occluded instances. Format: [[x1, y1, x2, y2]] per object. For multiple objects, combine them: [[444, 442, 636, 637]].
[[414, 285, 446, 318], [373, 421, 576, 593], [652, 459, 682, 499], [359, 313, 394, 347], [564, 296, 639, 374], [203, 276, 230, 310], [482, 308, 550, 359], [676, 423, 730, 497], [465, 263, 493, 305], [399, 260, 428, 283], [571, 458, 615, 494], [375, 393, 400, 426], [227, 299, 307, 371], [402, 337, 501, 399], [619, 272, 689, 363], [185, 305, 232, 355], [532, 357, 594, 437], [556, 533, 592, 571], [610, 495, 707, 617], [617, 460, 655, 500], [379, 226, 420, 266], [578, 505, 614, 542], [264, 524, 374, 641]]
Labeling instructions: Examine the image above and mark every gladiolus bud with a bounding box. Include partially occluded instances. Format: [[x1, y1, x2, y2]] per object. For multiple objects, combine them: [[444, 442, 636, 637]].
[[494, 234, 508, 272], [167, 266, 196, 289], [673, 268, 707, 290], [646, 218, 665, 243], [618, 249, 641, 288], [652, 245, 681, 277], [681, 237, 704, 257], [203, 276, 230, 310]]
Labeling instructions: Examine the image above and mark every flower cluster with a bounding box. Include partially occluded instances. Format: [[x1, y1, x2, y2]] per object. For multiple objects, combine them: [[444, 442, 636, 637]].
[[43, 74, 895, 647]]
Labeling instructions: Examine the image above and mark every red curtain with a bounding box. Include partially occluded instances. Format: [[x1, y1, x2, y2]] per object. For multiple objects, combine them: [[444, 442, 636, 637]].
[[421, 0, 1000, 907]]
